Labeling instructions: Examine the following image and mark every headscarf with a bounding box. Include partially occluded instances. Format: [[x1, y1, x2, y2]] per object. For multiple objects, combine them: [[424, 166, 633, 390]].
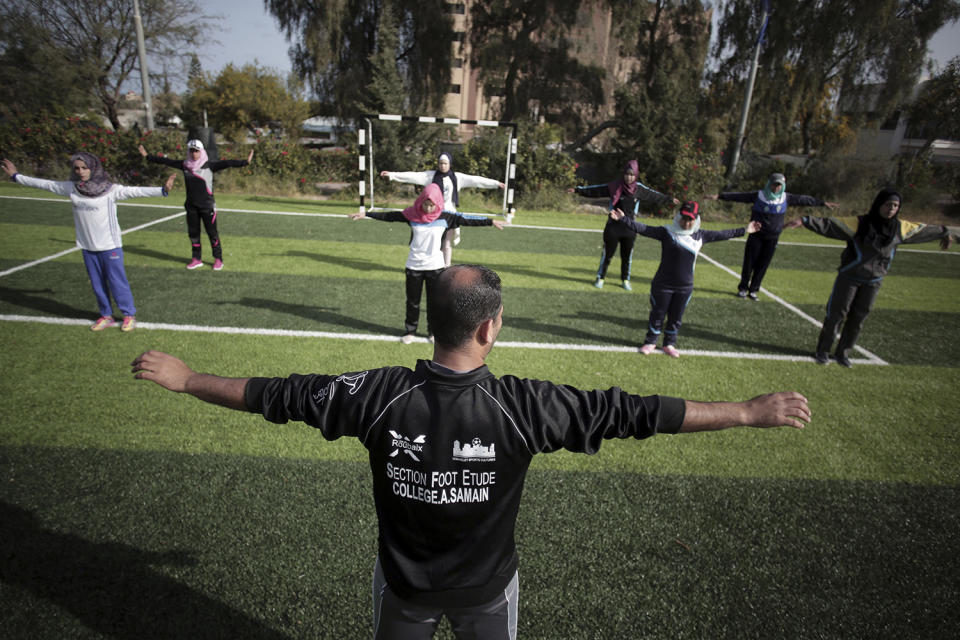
[[668, 203, 701, 236], [183, 144, 209, 172], [608, 160, 639, 205], [431, 152, 458, 207], [761, 173, 786, 204], [70, 152, 113, 198], [402, 183, 445, 224], [856, 188, 901, 250]]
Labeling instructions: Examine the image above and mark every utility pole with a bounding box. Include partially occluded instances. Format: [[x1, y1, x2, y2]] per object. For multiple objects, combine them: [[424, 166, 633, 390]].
[[133, 0, 155, 130], [726, 1, 770, 183]]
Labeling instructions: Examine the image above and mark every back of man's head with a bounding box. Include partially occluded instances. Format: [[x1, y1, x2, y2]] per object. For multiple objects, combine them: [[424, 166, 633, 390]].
[[429, 265, 502, 348]]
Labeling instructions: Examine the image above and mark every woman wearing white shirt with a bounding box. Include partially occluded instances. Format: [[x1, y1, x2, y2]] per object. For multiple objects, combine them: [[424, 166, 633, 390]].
[[2, 154, 175, 332], [380, 152, 505, 267]]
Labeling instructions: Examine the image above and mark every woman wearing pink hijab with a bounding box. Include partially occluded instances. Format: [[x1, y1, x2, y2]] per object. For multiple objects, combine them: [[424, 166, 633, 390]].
[[570, 160, 679, 290], [351, 183, 506, 343], [139, 140, 253, 270]]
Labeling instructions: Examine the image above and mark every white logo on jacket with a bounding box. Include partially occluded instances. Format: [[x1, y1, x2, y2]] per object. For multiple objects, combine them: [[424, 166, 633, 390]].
[[453, 437, 496, 462], [389, 430, 426, 461]]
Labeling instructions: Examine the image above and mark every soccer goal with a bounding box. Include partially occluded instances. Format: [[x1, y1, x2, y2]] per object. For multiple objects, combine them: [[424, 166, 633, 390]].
[[358, 114, 518, 218]]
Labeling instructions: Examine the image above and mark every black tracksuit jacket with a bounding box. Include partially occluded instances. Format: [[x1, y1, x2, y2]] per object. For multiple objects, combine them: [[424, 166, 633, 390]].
[[244, 359, 685, 607]]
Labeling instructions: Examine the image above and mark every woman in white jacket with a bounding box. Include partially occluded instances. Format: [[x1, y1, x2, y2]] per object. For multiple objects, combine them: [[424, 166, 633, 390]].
[[2, 154, 175, 332], [380, 152, 504, 266]]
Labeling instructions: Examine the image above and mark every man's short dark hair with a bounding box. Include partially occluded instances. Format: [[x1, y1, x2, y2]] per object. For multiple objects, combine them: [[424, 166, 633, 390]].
[[428, 265, 502, 348]]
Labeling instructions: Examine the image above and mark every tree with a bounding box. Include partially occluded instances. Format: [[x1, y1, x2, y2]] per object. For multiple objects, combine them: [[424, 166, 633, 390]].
[[1, 0, 212, 130], [182, 64, 310, 142], [0, 7, 98, 117], [468, 0, 606, 129], [610, 0, 711, 187], [906, 55, 960, 144], [265, 0, 455, 116], [710, 0, 960, 160]]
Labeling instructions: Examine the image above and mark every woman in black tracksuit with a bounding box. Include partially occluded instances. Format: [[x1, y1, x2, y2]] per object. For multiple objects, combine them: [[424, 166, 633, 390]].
[[139, 140, 253, 270], [571, 160, 678, 291], [786, 188, 958, 367]]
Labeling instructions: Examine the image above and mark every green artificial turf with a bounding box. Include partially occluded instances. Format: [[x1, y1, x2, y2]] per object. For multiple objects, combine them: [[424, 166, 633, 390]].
[[2, 188, 959, 638]]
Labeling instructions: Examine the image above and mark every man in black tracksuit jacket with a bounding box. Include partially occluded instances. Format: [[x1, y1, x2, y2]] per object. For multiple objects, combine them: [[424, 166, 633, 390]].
[[131, 264, 810, 640]]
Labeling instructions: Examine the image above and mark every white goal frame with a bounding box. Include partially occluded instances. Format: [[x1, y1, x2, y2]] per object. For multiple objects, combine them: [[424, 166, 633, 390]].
[[358, 113, 518, 217]]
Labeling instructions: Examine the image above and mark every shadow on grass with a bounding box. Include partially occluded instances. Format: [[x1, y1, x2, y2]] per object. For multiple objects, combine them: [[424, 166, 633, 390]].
[[680, 323, 807, 355], [0, 501, 291, 640], [234, 296, 398, 335], [0, 286, 94, 319], [279, 250, 396, 274], [123, 244, 186, 266], [506, 314, 631, 346], [482, 261, 596, 286]]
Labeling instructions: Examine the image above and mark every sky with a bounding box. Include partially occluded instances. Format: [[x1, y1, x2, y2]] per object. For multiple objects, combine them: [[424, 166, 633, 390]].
[[192, 2, 959, 83]]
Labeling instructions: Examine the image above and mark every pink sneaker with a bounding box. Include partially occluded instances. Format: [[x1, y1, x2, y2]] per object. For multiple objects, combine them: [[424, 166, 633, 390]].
[[213, 259, 224, 271], [639, 343, 656, 355], [121, 316, 136, 332], [662, 345, 680, 358], [90, 316, 116, 331], [186, 258, 203, 270]]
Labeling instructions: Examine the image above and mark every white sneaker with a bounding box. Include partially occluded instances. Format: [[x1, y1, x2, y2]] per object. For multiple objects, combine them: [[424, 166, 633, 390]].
[[639, 343, 656, 355], [662, 345, 680, 358], [401, 333, 415, 344]]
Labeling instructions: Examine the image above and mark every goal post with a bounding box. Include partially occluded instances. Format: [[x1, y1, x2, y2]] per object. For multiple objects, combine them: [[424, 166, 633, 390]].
[[358, 114, 518, 218]]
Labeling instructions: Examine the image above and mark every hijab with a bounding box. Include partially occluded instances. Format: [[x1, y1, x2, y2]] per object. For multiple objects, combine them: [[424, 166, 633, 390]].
[[608, 160, 640, 205], [760, 173, 786, 204], [70, 152, 113, 198], [856, 188, 901, 250], [402, 183, 445, 224], [431, 152, 458, 207], [183, 145, 209, 172]]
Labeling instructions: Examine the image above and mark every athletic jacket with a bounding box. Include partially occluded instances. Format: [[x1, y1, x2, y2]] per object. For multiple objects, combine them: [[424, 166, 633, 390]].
[[244, 360, 685, 608], [145, 155, 248, 209], [575, 181, 672, 222], [720, 191, 826, 238], [387, 170, 501, 212], [617, 218, 746, 289], [800, 216, 959, 283], [12, 174, 166, 251], [367, 210, 494, 271]]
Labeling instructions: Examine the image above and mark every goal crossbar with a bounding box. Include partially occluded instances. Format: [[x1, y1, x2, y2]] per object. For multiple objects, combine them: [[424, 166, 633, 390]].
[[357, 113, 518, 216]]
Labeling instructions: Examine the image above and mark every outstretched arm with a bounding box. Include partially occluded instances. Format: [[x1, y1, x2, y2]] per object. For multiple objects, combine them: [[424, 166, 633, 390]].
[[680, 392, 810, 432], [131, 350, 249, 411], [1, 158, 16, 177]]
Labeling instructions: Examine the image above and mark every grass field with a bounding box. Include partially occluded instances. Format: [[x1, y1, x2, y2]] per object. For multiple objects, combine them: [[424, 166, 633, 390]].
[[2, 183, 959, 639]]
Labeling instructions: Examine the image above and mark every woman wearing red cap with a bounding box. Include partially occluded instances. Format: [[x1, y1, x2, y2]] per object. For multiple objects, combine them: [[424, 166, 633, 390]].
[[139, 140, 253, 270], [570, 160, 679, 291], [351, 183, 506, 343], [611, 201, 760, 357]]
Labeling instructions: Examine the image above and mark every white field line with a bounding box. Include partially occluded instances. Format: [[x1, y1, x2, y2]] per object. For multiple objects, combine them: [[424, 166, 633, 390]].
[[697, 252, 888, 365], [7, 194, 952, 365], [0, 313, 878, 365]]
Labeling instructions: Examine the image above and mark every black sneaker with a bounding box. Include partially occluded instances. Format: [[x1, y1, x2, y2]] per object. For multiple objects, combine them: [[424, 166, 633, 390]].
[[736, 289, 748, 299], [748, 291, 759, 301], [814, 352, 830, 365], [834, 353, 853, 368]]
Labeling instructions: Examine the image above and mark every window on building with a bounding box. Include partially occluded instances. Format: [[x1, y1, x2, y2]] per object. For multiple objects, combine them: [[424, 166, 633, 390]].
[[452, 58, 463, 68], [449, 84, 461, 94]]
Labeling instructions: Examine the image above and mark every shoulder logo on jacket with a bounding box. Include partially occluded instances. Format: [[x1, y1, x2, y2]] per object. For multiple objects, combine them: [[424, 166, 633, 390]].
[[389, 430, 426, 461], [336, 371, 368, 395], [453, 437, 496, 462]]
